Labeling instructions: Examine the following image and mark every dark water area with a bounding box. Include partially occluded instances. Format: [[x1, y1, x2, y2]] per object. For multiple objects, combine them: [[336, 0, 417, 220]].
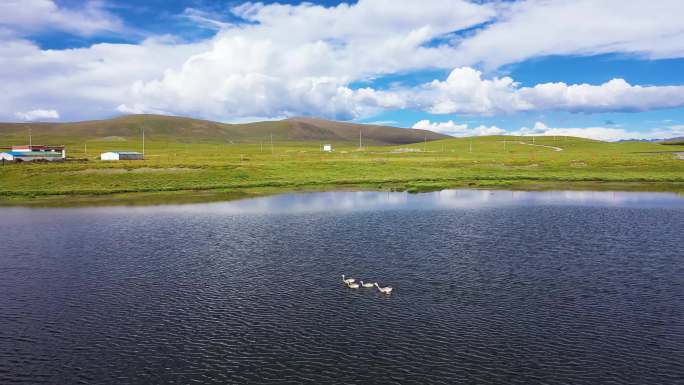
[[1, 190, 683, 384]]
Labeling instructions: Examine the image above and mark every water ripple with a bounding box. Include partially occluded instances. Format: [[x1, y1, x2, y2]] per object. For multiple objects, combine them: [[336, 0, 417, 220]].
[[1, 191, 683, 384]]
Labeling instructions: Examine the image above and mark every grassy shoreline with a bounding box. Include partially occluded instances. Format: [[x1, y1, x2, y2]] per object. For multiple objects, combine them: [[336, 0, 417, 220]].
[[2, 135, 683, 207]]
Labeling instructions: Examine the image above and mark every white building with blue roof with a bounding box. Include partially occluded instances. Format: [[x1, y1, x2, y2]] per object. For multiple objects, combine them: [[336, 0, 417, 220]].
[[0, 145, 65, 162], [100, 151, 144, 161]]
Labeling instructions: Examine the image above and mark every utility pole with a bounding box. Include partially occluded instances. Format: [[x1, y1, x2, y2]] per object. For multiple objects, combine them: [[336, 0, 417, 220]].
[[469, 138, 473, 153], [424, 135, 427, 152], [28, 127, 32, 147], [84, 142, 87, 156], [270, 133, 274, 155], [359, 129, 362, 150], [142, 127, 145, 157]]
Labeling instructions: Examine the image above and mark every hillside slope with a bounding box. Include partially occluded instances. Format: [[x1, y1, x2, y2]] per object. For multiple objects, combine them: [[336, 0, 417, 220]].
[[661, 136, 684, 145], [0, 114, 449, 145]]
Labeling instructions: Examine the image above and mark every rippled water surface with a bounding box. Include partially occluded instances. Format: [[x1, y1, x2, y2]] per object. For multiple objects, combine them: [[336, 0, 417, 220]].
[[1, 190, 684, 384]]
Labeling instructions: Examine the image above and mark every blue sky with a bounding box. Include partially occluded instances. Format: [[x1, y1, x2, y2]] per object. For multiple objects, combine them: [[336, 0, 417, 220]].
[[2, 0, 684, 140]]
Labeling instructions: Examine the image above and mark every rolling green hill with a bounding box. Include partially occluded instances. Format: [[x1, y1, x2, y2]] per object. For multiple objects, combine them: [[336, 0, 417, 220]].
[[0, 114, 449, 145]]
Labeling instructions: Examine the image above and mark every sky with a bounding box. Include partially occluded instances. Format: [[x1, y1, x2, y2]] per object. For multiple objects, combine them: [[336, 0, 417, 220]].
[[2, 0, 684, 140]]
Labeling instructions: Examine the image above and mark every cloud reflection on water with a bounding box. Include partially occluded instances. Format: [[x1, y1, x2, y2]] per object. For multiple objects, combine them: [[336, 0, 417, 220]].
[[114, 189, 684, 215], [5, 189, 683, 216]]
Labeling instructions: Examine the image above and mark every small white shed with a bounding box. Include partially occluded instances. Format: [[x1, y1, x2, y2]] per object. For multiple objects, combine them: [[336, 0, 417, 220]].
[[100, 151, 144, 161], [323, 144, 332, 152]]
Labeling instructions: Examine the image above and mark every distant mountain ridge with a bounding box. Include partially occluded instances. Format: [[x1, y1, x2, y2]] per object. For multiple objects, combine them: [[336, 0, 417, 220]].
[[0, 114, 449, 145], [660, 136, 684, 145], [616, 136, 684, 144]]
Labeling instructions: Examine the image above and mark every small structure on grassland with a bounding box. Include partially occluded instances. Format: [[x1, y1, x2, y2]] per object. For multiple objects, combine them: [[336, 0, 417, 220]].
[[0, 145, 65, 162], [100, 151, 144, 161], [323, 144, 333, 152]]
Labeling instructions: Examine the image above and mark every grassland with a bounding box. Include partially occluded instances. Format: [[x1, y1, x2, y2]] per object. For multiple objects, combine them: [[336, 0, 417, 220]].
[[2, 130, 684, 206]]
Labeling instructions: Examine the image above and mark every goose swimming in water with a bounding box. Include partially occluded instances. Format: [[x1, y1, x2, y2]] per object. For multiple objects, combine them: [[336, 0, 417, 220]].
[[360, 281, 374, 288], [346, 281, 360, 289], [342, 275, 355, 285], [374, 282, 393, 294]]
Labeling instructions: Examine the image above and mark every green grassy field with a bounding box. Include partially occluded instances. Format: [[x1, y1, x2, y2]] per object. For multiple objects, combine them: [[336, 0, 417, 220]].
[[1, 133, 683, 206]]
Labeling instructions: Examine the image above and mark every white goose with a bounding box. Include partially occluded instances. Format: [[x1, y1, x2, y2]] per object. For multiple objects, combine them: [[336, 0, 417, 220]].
[[342, 274, 356, 285], [374, 282, 393, 294], [346, 281, 360, 289], [360, 281, 374, 288]]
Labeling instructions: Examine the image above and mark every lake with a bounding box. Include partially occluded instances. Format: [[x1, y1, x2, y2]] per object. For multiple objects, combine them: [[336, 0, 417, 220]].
[[1, 190, 683, 384]]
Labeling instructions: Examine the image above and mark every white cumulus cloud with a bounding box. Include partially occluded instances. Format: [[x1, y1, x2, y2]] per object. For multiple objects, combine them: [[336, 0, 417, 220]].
[[1, 0, 684, 122], [412, 119, 505, 137], [0, 37, 208, 121], [0, 0, 123, 36], [413, 120, 684, 141], [518, 79, 684, 113], [417, 67, 528, 115], [116, 0, 492, 121], [414, 68, 684, 115], [14, 109, 59, 121], [456, 0, 684, 69], [512, 122, 684, 141]]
